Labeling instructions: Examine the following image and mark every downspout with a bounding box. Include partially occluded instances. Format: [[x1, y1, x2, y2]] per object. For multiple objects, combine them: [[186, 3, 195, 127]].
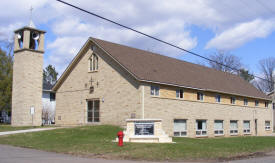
[[273, 80, 275, 132], [142, 85, 145, 119], [272, 101, 274, 133]]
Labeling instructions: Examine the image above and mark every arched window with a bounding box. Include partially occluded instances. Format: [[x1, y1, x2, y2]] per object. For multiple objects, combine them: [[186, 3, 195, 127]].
[[90, 54, 98, 71]]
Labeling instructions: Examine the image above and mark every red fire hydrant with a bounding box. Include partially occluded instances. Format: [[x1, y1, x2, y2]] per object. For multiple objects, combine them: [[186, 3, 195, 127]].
[[117, 131, 124, 146]]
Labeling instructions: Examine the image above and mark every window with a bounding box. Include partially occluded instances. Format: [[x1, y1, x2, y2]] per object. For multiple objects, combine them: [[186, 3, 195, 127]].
[[244, 99, 248, 106], [87, 100, 100, 122], [273, 103, 275, 110], [89, 54, 98, 71], [214, 120, 224, 135], [255, 100, 259, 107], [231, 97, 236, 104], [230, 120, 238, 135], [174, 119, 187, 137], [197, 92, 204, 101], [215, 95, 221, 103], [243, 121, 250, 134], [150, 85, 159, 96], [265, 121, 271, 130], [176, 89, 184, 99], [265, 102, 269, 108], [196, 120, 207, 136], [50, 93, 55, 101]]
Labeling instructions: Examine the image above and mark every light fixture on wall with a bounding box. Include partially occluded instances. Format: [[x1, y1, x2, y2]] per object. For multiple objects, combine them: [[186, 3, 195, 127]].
[[102, 97, 104, 103]]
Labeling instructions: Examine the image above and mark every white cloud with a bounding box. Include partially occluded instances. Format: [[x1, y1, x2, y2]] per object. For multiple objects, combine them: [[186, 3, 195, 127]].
[[2, 0, 275, 75], [206, 19, 275, 50], [46, 36, 87, 73]]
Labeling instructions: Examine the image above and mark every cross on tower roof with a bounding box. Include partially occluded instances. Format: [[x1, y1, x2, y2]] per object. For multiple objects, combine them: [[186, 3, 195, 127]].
[[29, 6, 36, 28]]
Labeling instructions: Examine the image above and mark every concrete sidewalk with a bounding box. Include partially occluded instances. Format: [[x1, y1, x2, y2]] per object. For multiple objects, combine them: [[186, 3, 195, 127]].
[[0, 127, 58, 136]]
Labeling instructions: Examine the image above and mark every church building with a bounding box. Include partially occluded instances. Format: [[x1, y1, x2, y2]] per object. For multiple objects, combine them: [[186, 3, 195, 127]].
[[10, 21, 273, 138], [52, 37, 273, 138]]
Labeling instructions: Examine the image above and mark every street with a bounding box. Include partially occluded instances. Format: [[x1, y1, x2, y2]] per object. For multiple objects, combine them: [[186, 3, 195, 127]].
[[1, 144, 275, 163]]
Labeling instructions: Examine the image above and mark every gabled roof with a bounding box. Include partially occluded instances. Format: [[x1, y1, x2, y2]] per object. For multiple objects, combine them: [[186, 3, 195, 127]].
[[53, 37, 270, 100], [267, 91, 274, 96]]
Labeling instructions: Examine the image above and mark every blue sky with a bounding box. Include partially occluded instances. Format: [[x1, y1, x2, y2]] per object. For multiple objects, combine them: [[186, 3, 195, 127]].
[[1, 0, 275, 77]]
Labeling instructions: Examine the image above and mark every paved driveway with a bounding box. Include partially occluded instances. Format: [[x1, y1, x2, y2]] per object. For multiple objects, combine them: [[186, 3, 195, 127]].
[[0, 145, 158, 163], [1, 144, 275, 163]]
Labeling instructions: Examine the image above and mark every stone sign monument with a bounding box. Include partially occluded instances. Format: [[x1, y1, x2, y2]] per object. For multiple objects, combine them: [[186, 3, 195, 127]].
[[119, 119, 172, 143]]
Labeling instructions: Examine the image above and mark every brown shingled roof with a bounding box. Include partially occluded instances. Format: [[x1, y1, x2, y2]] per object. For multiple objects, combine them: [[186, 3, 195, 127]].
[[91, 37, 270, 100]]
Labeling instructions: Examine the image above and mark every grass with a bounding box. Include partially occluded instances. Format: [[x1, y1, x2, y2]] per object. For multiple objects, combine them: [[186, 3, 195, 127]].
[[0, 125, 275, 161], [0, 125, 45, 132]]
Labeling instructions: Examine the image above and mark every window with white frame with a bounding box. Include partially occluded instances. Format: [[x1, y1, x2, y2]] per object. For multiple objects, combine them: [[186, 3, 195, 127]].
[[174, 119, 187, 137], [176, 89, 184, 99], [244, 99, 248, 106], [255, 100, 259, 107], [230, 120, 238, 135], [214, 120, 224, 135], [196, 120, 207, 136], [265, 101, 269, 108], [243, 120, 250, 134], [197, 92, 204, 101], [50, 92, 55, 101], [89, 53, 98, 71], [265, 121, 271, 130], [215, 95, 221, 103], [150, 85, 159, 96], [231, 97, 236, 104]]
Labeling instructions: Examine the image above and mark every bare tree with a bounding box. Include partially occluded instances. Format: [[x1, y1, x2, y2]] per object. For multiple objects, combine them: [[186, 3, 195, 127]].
[[42, 104, 55, 125], [253, 57, 275, 93], [208, 51, 242, 74], [42, 107, 50, 125], [0, 34, 14, 56]]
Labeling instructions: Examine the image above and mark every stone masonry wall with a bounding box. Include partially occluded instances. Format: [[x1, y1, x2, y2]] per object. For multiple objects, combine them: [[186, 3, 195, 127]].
[[12, 50, 43, 126], [54, 39, 272, 138], [143, 83, 273, 137], [55, 41, 142, 127]]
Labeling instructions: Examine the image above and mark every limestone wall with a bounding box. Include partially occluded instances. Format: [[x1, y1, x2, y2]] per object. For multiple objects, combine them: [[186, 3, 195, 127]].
[[144, 83, 273, 137], [11, 50, 43, 126], [55, 41, 142, 126]]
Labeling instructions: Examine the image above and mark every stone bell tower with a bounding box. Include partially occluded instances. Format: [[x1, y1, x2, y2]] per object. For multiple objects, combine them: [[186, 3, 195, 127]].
[[11, 22, 46, 126]]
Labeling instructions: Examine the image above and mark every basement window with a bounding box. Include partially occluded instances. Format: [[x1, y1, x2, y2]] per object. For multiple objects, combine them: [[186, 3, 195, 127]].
[[176, 89, 184, 99]]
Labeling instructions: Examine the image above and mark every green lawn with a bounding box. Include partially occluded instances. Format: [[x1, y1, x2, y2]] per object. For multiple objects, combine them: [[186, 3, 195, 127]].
[[0, 125, 274, 161], [0, 125, 42, 132]]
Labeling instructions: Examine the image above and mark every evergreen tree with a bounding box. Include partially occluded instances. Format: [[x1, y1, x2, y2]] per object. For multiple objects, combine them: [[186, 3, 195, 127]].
[[239, 68, 254, 82], [0, 48, 13, 112], [43, 65, 58, 85]]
